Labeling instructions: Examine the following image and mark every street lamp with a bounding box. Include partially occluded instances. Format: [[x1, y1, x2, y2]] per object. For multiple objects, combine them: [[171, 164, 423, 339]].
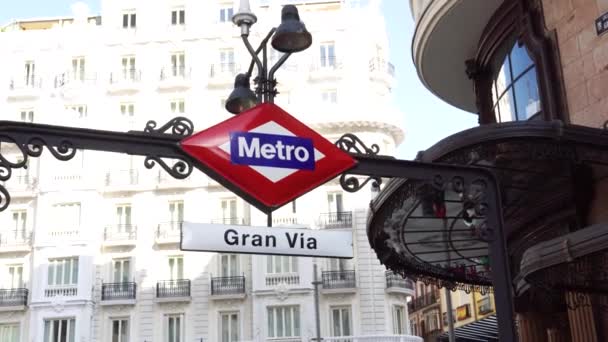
[[226, 0, 312, 114]]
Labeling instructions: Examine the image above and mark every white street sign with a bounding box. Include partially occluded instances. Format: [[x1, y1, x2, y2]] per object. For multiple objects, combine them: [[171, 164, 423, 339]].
[[181, 222, 353, 258]]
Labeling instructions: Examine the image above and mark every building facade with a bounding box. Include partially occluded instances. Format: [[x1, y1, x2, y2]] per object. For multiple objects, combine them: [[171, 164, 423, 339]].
[[0, 1, 419, 342], [364, 0, 608, 341]]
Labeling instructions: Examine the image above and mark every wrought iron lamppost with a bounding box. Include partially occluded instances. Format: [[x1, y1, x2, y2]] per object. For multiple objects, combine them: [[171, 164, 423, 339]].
[[225, 0, 312, 114]]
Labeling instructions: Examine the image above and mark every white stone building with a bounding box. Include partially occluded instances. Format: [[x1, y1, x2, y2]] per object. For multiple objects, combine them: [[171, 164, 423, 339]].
[[0, 1, 418, 341]]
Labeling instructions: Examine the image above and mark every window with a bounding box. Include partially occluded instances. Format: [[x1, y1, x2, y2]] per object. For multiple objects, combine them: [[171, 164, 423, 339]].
[[321, 89, 337, 104], [410, 320, 417, 336], [48, 258, 78, 286], [478, 295, 493, 315], [121, 56, 136, 81], [220, 49, 235, 73], [320, 42, 336, 67], [6, 264, 24, 289], [219, 312, 239, 342], [111, 319, 129, 342], [165, 314, 184, 342], [220, 198, 237, 224], [266, 255, 297, 274], [113, 258, 131, 283], [328, 258, 348, 272], [11, 210, 27, 236], [0, 323, 20, 342], [170, 99, 185, 114], [116, 204, 132, 227], [122, 11, 136, 28], [330, 306, 352, 336], [492, 41, 540, 122], [120, 103, 135, 117], [219, 6, 234, 23], [66, 105, 87, 118], [220, 254, 238, 277], [71, 57, 85, 81], [44, 318, 75, 342], [171, 8, 185, 25], [393, 305, 406, 334], [171, 52, 186, 77], [327, 192, 344, 213], [53, 203, 81, 230], [168, 256, 184, 280], [267, 306, 300, 338], [20, 109, 34, 122], [169, 201, 184, 227], [25, 61, 35, 86]]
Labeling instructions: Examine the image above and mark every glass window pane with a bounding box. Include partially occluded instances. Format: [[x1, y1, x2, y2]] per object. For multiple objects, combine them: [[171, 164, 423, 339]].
[[48, 262, 55, 285], [169, 317, 174, 342], [510, 42, 534, 77], [231, 314, 238, 341], [221, 315, 229, 342], [294, 307, 300, 336], [266, 256, 272, 273], [121, 320, 128, 342], [332, 310, 340, 335], [112, 321, 119, 342], [513, 67, 541, 120], [285, 307, 292, 336], [57, 260, 64, 285], [277, 308, 283, 336], [44, 321, 51, 342], [282, 256, 289, 273], [267, 308, 274, 338], [72, 258, 78, 284], [496, 88, 516, 123], [343, 309, 351, 336]]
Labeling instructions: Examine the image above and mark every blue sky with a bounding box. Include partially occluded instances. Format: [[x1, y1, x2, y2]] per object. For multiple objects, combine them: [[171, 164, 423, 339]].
[[0, 0, 477, 159]]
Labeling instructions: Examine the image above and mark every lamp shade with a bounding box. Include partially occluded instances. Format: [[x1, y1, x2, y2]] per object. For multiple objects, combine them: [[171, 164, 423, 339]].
[[271, 5, 312, 53], [225, 74, 257, 114]]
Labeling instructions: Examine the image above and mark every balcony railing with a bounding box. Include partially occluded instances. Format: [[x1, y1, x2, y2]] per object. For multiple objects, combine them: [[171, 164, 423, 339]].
[[210, 217, 249, 225], [272, 216, 299, 226], [322, 270, 356, 289], [104, 225, 137, 241], [156, 222, 182, 241], [156, 279, 190, 298], [318, 212, 352, 228], [408, 291, 440, 313], [109, 69, 141, 84], [265, 273, 300, 286], [369, 58, 396, 77], [9, 76, 42, 90], [310, 57, 342, 71], [211, 276, 246, 296], [385, 271, 414, 290], [54, 72, 97, 87], [105, 169, 138, 186], [0, 230, 31, 249], [45, 285, 77, 297], [160, 66, 191, 81], [324, 336, 423, 342], [209, 63, 239, 78], [0, 288, 28, 307], [101, 282, 136, 301]]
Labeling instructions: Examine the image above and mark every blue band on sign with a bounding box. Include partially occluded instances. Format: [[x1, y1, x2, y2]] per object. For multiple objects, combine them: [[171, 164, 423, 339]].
[[230, 131, 315, 170]]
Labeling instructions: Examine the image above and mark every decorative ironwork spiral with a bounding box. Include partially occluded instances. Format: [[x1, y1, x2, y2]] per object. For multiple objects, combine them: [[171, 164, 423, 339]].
[[26, 137, 76, 161], [144, 117, 194, 136], [144, 156, 193, 180], [339, 173, 382, 193], [0, 185, 10, 212], [334, 133, 380, 156]]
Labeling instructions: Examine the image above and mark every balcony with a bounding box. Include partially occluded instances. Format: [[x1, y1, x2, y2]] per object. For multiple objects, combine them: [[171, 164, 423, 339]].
[[385, 271, 415, 295], [0, 288, 28, 311], [107, 69, 141, 94], [265, 273, 300, 286], [318, 212, 352, 229], [2, 175, 37, 194], [8, 76, 42, 100], [321, 270, 356, 294], [408, 291, 440, 314], [158, 67, 191, 91], [105, 169, 139, 188], [369, 58, 395, 87], [208, 63, 239, 88], [155, 222, 181, 245], [309, 57, 343, 81], [0, 230, 32, 253], [45, 285, 77, 298], [210, 217, 250, 225], [155, 279, 191, 302], [323, 336, 423, 342], [54, 72, 97, 98], [272, 216, 299, 226], [103, 225, 137, 247], [210, 276, 246, 299], [101, 282, 136, 305], [156, 170, 193, 189], [44, 229, 80, 242]]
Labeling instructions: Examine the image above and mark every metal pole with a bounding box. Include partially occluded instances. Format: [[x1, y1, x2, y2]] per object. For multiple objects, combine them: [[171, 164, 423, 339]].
[[267, 211, 272, 227], [312, 263, 322, 342], [445, 288, 456, 342]]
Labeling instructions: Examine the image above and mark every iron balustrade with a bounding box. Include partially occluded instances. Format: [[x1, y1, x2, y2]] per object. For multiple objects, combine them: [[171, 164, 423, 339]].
[[321, 270, 356, 289], [9, 76, 42, 90], [0, 230, 31, 247], [109, 69, 141, 83], [0, 288, 28, 306], [211, 276, 246, 296], [161, 66, 191, 80], [210, 217, 249, 225], [369, 58, 396, 77], [385, 271, 414, 290], [318, 212, 352, 228], [104, 225, 137, 241], [101, 282, 136, 301], [408, 291, 440, 313], [311, 56, 342, 70], [209, 63, 240, 77], [156, 279, 191, 298], [156, 222, 182, 239]]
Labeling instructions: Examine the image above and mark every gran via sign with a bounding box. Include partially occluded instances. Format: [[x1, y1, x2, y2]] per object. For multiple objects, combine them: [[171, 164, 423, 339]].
[[181, 222, 354, 258]]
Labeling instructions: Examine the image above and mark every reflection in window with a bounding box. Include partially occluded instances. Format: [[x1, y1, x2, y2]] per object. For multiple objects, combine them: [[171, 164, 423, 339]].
[[492, 42, 541, 122]]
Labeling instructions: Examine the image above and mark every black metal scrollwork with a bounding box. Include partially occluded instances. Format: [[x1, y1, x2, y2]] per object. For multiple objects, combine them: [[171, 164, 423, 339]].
[[144, 117, 194, 136], [144, 156, 193, 180], [335, 133, 380, 155]]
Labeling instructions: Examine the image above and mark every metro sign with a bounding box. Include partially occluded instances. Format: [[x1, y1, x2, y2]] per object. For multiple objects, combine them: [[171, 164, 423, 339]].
[[180, 103, 356, 212]]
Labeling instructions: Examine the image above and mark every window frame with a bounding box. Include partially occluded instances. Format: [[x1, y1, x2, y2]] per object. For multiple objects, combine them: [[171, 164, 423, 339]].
[[219, 311, 240, 342], [47, 257, 79, 286], [122, 11, 136, 29], [266, 305, 300, 338], [44, 317, 76, 342], [165, 313, 184, 342], [110, 317, 129, 342], [266, 255, 298, 274], [171, 8, 185, 26], [330, 306, 352, 337]]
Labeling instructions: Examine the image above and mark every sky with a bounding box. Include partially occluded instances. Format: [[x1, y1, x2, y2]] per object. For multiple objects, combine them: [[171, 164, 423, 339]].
[[0, 0, 477, 160]]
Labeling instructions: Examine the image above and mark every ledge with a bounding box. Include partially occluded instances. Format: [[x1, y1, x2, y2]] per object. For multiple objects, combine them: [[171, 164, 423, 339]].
[[100, 299, 136, 306], [154, 296, 191, 303]]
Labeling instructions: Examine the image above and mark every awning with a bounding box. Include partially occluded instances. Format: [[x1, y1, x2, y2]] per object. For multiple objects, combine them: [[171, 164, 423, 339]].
[[438, 315, 499, 342]]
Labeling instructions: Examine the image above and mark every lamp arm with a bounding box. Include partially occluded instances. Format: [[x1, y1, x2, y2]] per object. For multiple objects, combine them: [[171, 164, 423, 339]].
[[245, 28, 277, 77], [241, 34, 264, 79], [267, 52, 292, 103]]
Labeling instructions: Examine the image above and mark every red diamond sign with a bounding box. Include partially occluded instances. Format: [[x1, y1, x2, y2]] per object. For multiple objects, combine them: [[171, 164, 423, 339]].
[[180, 103, 356, 212]]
